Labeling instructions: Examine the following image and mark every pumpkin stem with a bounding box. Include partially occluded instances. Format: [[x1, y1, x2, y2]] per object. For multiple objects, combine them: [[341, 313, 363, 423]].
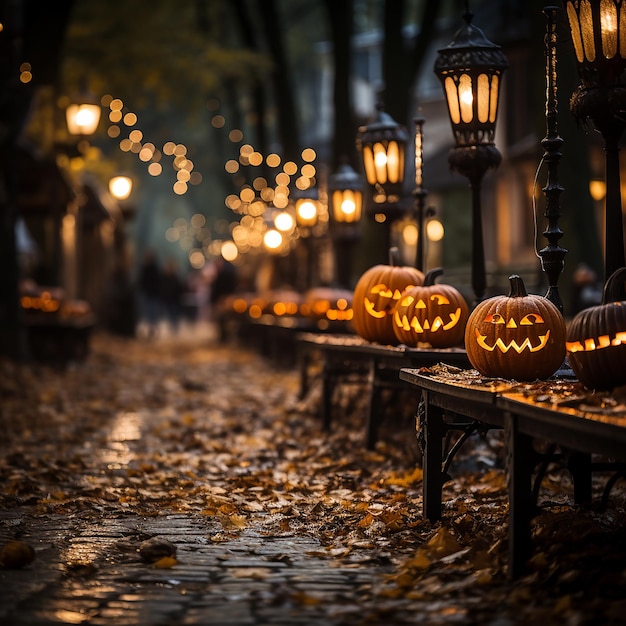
[[424, 267, 444, 287], [508, 275, 528, 298], [602, 267, 626, 304], [388, 246, 400, 266]]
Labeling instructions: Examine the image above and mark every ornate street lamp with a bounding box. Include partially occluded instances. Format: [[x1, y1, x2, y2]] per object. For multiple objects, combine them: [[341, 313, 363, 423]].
[[328, 163, 363, 288], [539, 6, 568, 313], [563, 0, 626, 282], [356, 104, 412, 265], [357, 103, 409, 204], [294, 186, 320, 230], [328, 163, 363, 226], [434, 8, 508, 304]]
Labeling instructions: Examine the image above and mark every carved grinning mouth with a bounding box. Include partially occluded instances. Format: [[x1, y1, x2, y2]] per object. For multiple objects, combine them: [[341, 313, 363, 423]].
[[394, 308, 463, 333], [566, 331, 626, 352], [474, 328, 551, 353]]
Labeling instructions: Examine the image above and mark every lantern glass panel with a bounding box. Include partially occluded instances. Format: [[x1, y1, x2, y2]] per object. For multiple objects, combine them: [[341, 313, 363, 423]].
[[444, 77, 461, 124], [373, 143, 388, 183], [296, 198, 318, 227], [581, 2, 596, 61], [489, 75, 499, 122], [620, 5, 626, 56], [66, 103, 101, 136], [601, 0, 618, 58], [387, 141, 401, 183], [477, 74, 490, 122], [459, 74, 474, 123], [567, 2, 586, 62], [362, 146, 375, 184], [332, 189, 362, 223]]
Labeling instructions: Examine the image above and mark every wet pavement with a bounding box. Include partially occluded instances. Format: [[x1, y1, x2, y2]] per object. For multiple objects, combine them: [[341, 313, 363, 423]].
[[2, 327, 626, 625], [0, 328, 432, 625]]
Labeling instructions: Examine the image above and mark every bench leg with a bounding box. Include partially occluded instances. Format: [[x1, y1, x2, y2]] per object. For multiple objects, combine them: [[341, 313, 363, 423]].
[[507, 413, 534, 579], [568, 451, 592, 505], [298, 347, 310, 400], [422, 391, 445, 522], [365, 360, 379, 450], [321, 358, 333, 431]]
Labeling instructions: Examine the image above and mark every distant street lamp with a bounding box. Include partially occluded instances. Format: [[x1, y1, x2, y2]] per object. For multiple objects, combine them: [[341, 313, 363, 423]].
[[328, 163, 363, 226], [294, 186, 320, 230], [357, 105, 411, 264], [109, 175, 133, 201], [434, 8, 508, 304], [357, 103, 409, 204], [328, 163, 363, 288], [66, 90, 101, 137], [293, 186, 321, 289], [563, 0, 626, 283]]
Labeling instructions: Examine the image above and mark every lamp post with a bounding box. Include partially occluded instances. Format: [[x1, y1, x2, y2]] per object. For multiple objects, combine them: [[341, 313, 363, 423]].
[[328, 163, 363, 289], [434, 8, 508, 304], [563, 0, 626, 283], [413, 117, 427, 271], [294, 186, 320, 289], [540, 6, 568, 313]]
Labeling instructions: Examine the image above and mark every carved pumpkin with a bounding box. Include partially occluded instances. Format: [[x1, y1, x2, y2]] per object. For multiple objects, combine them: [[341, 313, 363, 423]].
[[392, 268, 469, 348], [352, 248, 424, 344], [303, 287, 354, 323], [265, 289, 302, 317], [464, 274, 566, 381], [566, 267, 626, 390]]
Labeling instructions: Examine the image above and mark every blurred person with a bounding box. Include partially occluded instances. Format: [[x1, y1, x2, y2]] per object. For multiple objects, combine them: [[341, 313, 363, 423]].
[[570, 263, 602, 314], [161, 258, 185, 335], [137, 249, 162, 338], [210, 257, 237, 313]]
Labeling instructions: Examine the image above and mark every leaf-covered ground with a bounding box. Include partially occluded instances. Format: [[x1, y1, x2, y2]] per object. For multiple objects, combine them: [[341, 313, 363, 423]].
[[1, 330, 626, 624]]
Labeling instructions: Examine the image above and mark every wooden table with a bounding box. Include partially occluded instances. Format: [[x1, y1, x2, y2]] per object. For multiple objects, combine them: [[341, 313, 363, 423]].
[[399, 365, 626, 578], [297, 333, 470, 448]]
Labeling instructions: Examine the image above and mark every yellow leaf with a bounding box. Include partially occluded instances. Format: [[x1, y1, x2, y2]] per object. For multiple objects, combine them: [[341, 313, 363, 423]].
[[425, 527, 462, 558], [386, 466, 423, 487], [153, 556, 177, 569], [357, 513, 375, 528], [404, 548, 431, 570], [219, 514, 247, 529]]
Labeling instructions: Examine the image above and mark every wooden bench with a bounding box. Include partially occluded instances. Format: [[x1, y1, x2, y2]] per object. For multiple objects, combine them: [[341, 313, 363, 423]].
[[297, 333, 470, 448], [399, 365, 626, 578]]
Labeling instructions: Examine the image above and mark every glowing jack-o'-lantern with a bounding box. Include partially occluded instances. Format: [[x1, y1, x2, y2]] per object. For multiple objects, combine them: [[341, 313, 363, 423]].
[[566, 267, 626, 390], [303, 287, 354, 324], [392, 268, 469, 348], [464, 274, 566, 381], [353, 248, 424, 344]]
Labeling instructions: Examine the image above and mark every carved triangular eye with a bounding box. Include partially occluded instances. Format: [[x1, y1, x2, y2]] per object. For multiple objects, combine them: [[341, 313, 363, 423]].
[[400, 295, 415, 307], [484, 313, 505, 324], [520, 313, 544, 325]]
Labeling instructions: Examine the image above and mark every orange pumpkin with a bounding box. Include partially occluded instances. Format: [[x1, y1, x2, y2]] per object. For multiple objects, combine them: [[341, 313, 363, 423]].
[[464, 274, 566, 381], [352, 248, 424, 344], [392, 268, 469, 348], [566, 267, 626, 390]]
